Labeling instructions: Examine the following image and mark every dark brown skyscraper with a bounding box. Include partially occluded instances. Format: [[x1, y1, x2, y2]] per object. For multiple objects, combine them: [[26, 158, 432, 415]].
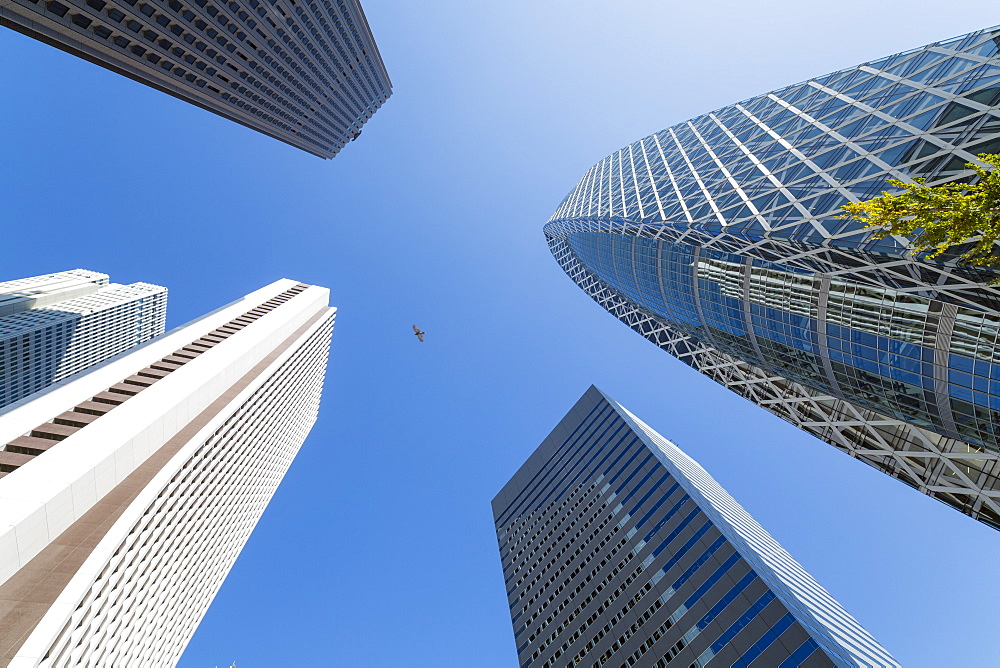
[[0, 0, 390, 157]]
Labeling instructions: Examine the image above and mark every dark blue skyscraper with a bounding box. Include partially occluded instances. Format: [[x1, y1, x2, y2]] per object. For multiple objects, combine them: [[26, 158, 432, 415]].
[[494, 387, 897, 668]]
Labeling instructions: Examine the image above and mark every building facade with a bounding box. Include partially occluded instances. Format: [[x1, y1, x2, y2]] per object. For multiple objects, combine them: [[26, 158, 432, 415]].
[[545, 26, 1000, 528], [0, 0, 390, 158], [0, 269, 167, 411], [493, 387, 897, 668], [0, 279, 335, 666]]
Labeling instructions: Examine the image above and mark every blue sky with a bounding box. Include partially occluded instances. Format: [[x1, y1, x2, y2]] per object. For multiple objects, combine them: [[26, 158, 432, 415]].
[[2, 1, 1000, 666]]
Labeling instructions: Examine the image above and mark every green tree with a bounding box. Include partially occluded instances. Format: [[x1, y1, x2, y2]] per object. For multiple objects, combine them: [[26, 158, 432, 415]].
[[838, 153, 1000, 276]]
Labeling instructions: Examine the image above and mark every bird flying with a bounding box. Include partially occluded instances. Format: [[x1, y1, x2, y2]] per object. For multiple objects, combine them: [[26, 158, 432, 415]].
[[412, 325, 426, 342]]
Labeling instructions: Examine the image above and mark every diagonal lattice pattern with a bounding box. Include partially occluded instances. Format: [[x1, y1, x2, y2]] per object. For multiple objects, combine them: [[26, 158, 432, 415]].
[[546, 26, 1000, 530]]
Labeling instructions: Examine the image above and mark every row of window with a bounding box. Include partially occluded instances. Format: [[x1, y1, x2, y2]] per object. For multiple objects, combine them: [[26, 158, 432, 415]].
[[518, 524, 626, 625], [41, 310, 331, 663], [497, 402, 612, 536], [512, 491, 612, 604], [0, 298, 166, 407], [519, 449, 695, 649], [525, 482, 687, 646], [541, 526, 725, 667], [510, 487, 604, 593], [529, 479, 712, 665], [502, 409, 625, 567], [555, 553, 745, 668], [571, 229, 1000, 452], [510, 441, 667, 635], [27, 0, 385, 154], [505, 473, 605, 574]]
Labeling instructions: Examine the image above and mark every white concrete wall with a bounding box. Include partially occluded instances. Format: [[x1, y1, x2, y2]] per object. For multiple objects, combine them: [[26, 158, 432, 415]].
[[11, 305, 335, 666], [0, 280, 328, 589]]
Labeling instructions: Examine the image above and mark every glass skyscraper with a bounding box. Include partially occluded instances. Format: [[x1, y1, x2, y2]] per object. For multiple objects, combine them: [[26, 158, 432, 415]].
[[494, 386, 897, 668], [546, 26, 1000, 528]]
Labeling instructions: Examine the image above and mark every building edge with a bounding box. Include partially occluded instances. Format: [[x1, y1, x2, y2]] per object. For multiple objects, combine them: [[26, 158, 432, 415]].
[[7, 304, 335, 665], [493, 386, 898, 667], [0, 279, 327, 589], [597, 388, 898, 668]]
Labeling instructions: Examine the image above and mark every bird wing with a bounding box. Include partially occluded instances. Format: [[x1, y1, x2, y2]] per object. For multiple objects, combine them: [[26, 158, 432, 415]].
[[417, 333, 425, 342], [412, 325, 420, 333]]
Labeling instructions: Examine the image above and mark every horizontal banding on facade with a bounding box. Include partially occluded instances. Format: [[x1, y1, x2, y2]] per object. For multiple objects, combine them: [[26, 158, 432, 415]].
[[0, 0, 390, 157], [0, 279, 332, 597], [0, 283, 308, 478], [494, 387, 898, 668], [0, 301, 333, 664]]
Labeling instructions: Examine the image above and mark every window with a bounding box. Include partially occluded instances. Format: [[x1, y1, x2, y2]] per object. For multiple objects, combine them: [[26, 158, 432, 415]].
[[46, 1, 69, 17]]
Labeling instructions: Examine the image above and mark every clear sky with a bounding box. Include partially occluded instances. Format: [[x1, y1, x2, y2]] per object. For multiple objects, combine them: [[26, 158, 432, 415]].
[[2, 1, 1000, 666]]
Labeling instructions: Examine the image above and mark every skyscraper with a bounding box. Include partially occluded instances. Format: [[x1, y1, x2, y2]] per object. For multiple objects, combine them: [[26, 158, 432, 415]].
[[545, 26, 1000, 528], [0, 279, 334, 666], [0, 269, 167, 411], [494, 386, 897, 668], [0, 0, 390, 158]]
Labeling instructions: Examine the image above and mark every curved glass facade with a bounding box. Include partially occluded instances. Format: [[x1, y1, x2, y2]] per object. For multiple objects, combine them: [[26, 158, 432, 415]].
[[547, 26, 1000, 528]]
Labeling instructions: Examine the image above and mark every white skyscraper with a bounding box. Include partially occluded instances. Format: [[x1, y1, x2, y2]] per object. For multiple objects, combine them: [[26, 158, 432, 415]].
[[0, 269, 167, 410], [0, 279, 335, 666]]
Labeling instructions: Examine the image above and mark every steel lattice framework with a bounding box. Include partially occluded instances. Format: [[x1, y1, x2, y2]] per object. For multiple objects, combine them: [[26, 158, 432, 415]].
[[546, 26, 1000, 529]]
